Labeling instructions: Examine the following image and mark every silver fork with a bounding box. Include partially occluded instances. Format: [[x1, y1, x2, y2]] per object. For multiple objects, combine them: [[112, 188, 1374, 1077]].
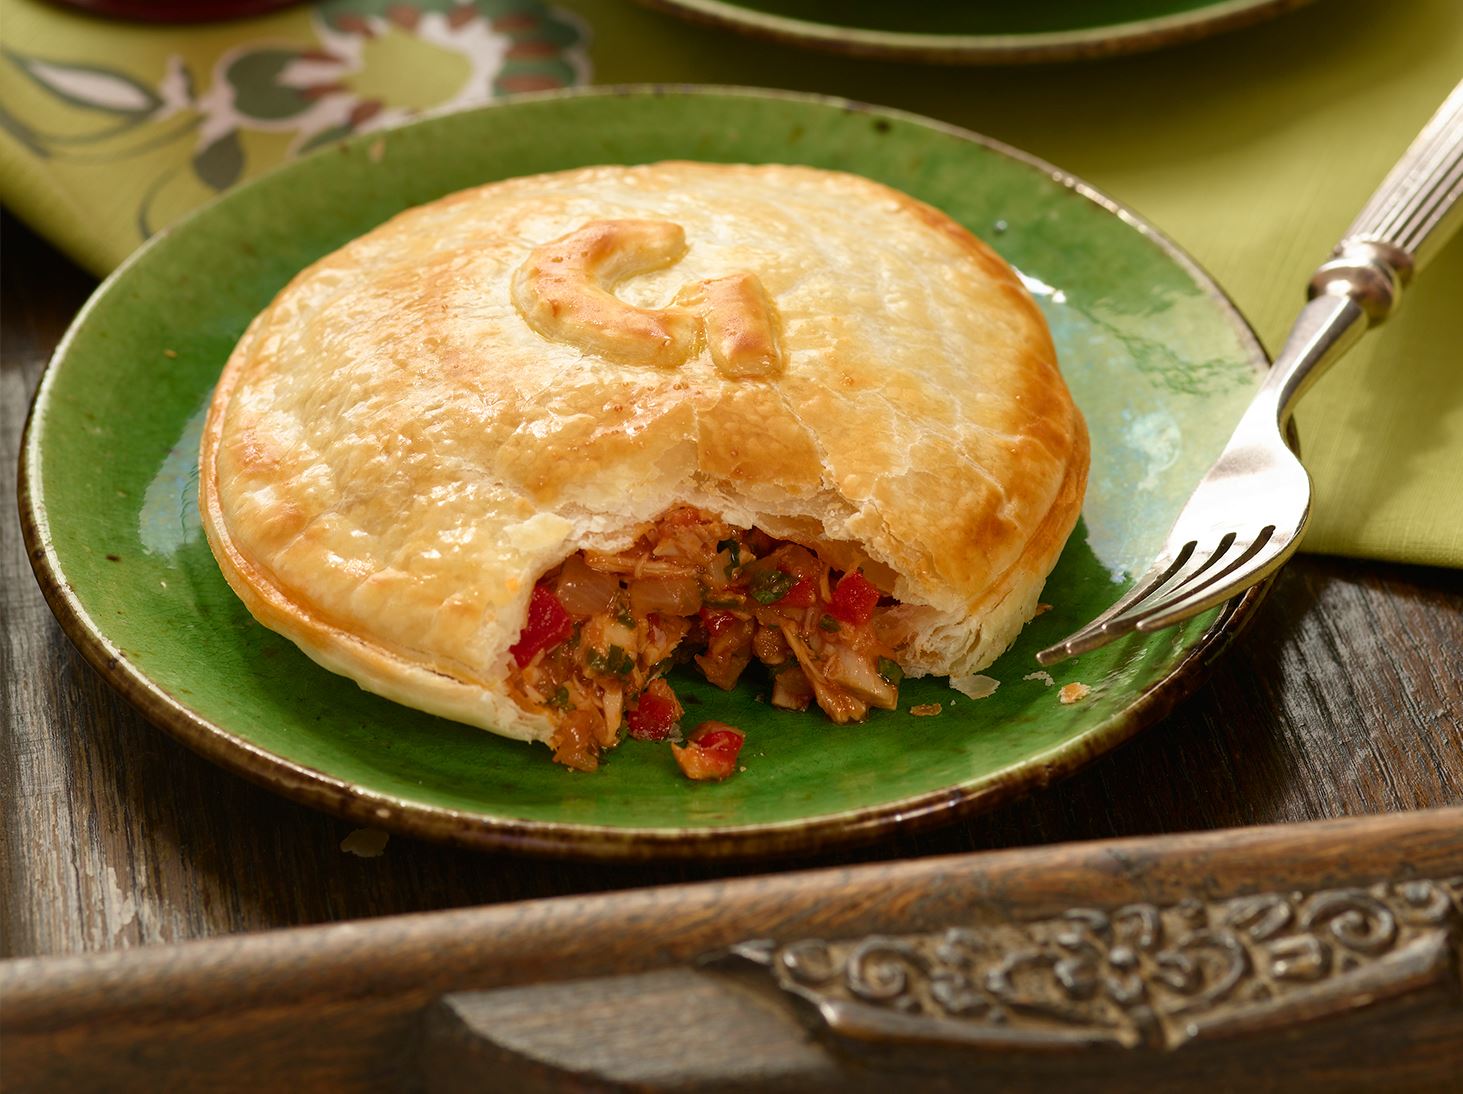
[[1039, 81, 1463, 666]]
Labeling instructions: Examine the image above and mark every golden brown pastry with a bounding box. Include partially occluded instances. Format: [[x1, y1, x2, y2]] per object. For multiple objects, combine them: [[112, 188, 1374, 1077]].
[[200, 162, 1088, 770]]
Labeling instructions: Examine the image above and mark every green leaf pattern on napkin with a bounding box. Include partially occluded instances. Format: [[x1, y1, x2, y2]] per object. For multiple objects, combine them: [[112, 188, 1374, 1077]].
[[5, 52, 163, 117]]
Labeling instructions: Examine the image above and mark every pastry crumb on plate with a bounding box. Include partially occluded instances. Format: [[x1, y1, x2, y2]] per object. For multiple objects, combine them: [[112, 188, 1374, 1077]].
[[1059, 682, 1091, 704], [949, 673, 999, 699]]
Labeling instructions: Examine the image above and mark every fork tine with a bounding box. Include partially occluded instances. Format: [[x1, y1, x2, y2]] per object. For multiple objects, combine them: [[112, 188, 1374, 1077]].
[[1135, 528, 1293, 632], [1035, 543, 1197, 665], [1087, 544, 1196, 626], [1098, 529, 1259, 634], [1082, 539, 1231, 635], [1036, 524, 1264, 664], [1039, 524, 1300, 665]]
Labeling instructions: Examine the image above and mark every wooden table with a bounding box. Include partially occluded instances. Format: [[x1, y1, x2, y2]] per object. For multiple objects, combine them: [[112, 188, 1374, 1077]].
[[4, 209, 1460, 961]]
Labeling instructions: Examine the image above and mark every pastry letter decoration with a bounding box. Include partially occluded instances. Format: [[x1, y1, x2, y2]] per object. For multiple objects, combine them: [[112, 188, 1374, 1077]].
[[511, 219, 785, 378]]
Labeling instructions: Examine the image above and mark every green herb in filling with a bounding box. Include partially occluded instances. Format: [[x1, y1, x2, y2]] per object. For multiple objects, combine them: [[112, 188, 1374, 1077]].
[[605, 645, 634, 675], [749, 568, 796, 605], [716, 538, 743, 576]]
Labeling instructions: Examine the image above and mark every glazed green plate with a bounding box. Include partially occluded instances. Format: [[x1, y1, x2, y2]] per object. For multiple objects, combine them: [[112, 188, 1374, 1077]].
[[634, 0, 1315, 63], [22, 87, 1269, 860]]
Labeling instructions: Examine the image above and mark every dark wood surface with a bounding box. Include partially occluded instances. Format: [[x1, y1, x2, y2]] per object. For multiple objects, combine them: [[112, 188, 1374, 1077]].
[[4, 210, 1462, 960], [5, 811, 1461, 1091]]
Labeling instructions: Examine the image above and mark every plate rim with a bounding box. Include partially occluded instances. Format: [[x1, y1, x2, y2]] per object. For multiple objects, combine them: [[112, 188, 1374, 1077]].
[[19, 83, 1273, 861], [629, 0, 1316, 64]]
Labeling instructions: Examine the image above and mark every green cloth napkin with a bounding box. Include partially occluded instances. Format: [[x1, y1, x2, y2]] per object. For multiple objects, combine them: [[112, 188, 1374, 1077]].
[[3, 0, 1460, 567]]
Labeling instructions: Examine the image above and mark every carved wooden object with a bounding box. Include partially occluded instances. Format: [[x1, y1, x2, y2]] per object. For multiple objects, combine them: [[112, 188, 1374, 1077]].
[[712, 876, 1463, 1051], [4, 809, 1460, 1091]]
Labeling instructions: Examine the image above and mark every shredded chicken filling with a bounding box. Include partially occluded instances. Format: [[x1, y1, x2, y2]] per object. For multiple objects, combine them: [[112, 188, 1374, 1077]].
[[505, 507, 909, 771]]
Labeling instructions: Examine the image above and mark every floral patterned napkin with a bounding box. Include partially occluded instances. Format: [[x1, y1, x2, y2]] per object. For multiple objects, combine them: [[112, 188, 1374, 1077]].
[[3, 0, 1460, 567], [1, 0, 590, 264]]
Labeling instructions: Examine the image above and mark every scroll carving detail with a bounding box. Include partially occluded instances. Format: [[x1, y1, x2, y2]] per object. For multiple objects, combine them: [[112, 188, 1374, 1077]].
[[711, 877, 1463, 1051]]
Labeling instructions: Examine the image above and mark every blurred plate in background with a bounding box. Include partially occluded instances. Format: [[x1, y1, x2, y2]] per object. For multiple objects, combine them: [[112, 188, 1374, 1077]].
[[631, 0, 1315, 63]]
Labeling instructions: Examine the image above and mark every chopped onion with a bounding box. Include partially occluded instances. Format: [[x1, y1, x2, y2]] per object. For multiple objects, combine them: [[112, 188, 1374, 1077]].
[[583, 552, 696, 578], [705, 548, 736, 590], [752, 623, 790, 665], [779, 624, 868, 724], [642, 615, 691, 667], [824, 645, 898, 710], [770, 667, 813, 711], [599, 683, 624, 744], [629, 574, 702, 616], [602, 618, 637, 652], [555, 555, 620, 617]]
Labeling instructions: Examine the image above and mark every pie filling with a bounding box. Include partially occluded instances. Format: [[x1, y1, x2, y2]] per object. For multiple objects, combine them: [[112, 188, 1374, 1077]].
[[505, 506, 911, 772]]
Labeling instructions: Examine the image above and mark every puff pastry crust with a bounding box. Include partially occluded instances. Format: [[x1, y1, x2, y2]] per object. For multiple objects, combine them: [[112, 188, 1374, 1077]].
[[200, 162, 1088, 745]]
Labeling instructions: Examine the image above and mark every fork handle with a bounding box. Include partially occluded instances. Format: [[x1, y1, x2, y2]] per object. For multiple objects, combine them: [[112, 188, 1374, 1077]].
[[1262, 80, 1463, 421], [1328, 77, 1463, 302]]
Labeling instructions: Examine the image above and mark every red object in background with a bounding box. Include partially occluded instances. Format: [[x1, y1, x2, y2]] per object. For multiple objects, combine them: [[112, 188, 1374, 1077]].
[[43, 1, 305, 22]]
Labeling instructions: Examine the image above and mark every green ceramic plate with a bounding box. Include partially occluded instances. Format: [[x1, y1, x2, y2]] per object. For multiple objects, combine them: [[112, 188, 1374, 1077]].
[[634, 0, 1314, 63], [21, 87, 1269, 860]]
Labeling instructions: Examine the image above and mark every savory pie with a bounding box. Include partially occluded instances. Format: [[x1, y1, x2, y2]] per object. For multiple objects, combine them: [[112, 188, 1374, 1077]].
[[200, 162, 1088, 772]]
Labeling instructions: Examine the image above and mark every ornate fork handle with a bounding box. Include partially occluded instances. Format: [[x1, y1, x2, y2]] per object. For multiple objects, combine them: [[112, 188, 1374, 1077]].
[[1336, 79, 1463, 290], [1264, 81, 1463, 422]]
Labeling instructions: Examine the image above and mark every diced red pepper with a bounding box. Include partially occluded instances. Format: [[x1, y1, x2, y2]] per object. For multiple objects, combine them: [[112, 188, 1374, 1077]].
[[671, 721, 746, 781], [699, 608, 740, 637], [829, 571, 880, 626], [509, 584, 573, 667], [776, 577, 817, 609], [695, 728, 744, 754], [627, 679, 683, 742]]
